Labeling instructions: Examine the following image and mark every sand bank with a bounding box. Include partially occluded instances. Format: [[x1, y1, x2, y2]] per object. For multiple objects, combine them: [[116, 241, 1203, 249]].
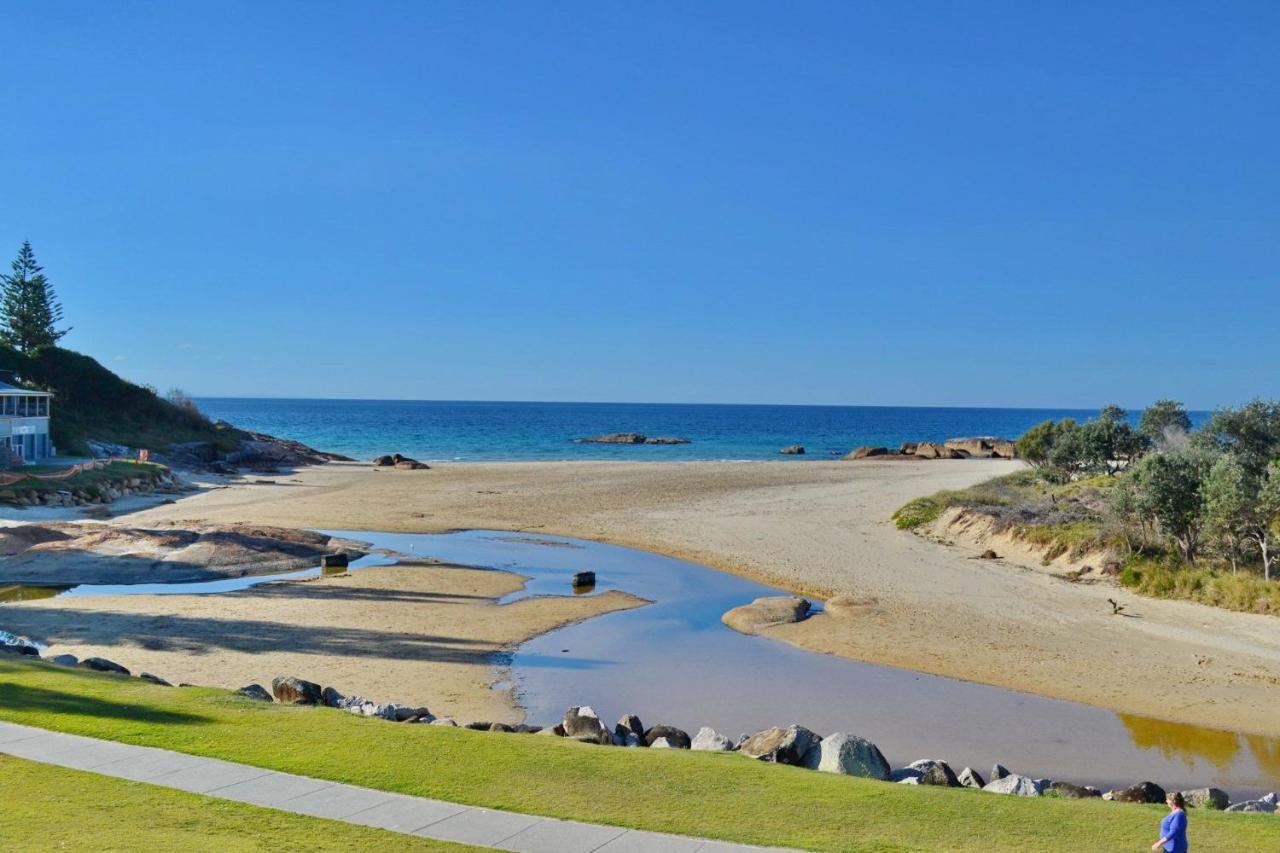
[[21, 459, 1280, 737], [0, 560, 645, 722]]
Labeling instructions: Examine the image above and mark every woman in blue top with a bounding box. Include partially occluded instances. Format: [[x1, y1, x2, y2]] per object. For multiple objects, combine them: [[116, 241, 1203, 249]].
[[1152, 790, 1188, 853]]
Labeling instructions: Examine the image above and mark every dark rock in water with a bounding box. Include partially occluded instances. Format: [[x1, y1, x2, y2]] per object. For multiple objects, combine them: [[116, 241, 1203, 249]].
[[562, 706, 611, 744], [739, 725, 820, 766], [80, 657, 129, 675], [0, 642, 38, 657], [271, 675, 322, 705], [1105, 781, 1166, 804], [139, 672, 172, 686], [803, 733, 890, 779], [957, 767, 986, 789], [722, 596, 811, 633], [908, 759, 961, 787], [577, 433, 690, 445], [991, 763, 1011, 781], [321, 553, 349, 569], [1050, 781, 1102, 799], [644, 725, 691, 749], [844, 446, 893, 460], [1181, 787, 1229, 809], [615, 714, 645, 745], [572, 571, 596, 588], [780, 445, 806, 455], [237, 684, 273, 702], [979, 549, 998, 560]]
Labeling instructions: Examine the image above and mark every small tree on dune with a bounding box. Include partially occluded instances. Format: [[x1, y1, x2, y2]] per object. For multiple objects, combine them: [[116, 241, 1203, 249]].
[[1, 241, 69, 353]]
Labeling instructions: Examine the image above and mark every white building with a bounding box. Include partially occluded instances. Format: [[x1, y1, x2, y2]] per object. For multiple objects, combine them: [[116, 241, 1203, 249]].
[[0, 381, 53, 464]]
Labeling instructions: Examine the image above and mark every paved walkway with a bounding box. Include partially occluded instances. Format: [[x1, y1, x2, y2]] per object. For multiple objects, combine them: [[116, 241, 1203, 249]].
[[0, 721, 798, 852]]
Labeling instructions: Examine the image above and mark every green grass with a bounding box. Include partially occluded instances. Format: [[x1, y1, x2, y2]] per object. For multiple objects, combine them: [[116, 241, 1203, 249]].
[[891, 470, 1038, 530], [2, 660, 1277, 851], [1, 460, 167, 494], [0, 753, 481, 852]]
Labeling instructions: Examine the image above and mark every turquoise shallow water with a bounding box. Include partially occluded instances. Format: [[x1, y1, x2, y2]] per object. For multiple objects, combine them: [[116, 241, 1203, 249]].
[[195, 399, 1208, 462]]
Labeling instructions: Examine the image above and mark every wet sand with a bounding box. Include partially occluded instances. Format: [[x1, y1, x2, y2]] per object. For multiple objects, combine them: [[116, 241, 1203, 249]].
[[43, 459, 1280, 738], [0, 560, 645, 722]]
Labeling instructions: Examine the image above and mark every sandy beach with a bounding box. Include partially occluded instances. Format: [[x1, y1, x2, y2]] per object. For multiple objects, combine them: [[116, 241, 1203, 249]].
[[6, 458, 1280, 737]]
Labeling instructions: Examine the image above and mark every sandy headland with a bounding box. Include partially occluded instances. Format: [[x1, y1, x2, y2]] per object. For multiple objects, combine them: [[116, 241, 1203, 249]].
[[2, 458, 1279, 738]]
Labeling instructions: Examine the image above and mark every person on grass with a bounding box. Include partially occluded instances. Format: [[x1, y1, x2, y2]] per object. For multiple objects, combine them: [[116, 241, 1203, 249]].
[[1152, 790, 1188, 853]]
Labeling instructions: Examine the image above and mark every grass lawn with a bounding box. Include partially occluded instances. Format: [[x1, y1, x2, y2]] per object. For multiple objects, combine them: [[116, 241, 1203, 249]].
[[2, 659, 1278, 851], [0, 753, 482, 852]]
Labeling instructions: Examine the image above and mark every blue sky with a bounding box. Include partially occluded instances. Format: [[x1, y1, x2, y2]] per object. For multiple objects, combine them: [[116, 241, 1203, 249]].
[[1, 2, 1276, 408]]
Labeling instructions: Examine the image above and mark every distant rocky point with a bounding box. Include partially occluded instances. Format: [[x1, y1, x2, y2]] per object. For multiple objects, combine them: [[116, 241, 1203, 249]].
[[576, 433, 691, 445], [844, 436, 1017, 461]]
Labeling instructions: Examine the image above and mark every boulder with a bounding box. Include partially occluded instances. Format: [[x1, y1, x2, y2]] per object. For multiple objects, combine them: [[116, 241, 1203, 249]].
[[321, 686, 346, 707], [372, 455, 395, 466], [1181, 787, 1229, 810], [650, 737, 679, 749], [464, 721, 493, 731], [979, 549, 998, 559], [79, 657, 130, 675], [321, 553, 349, 569], [944, 437, 1017, 459], [394, 459, 430, 470], [984, 774, 1041, 796], [1264, 792, 1279, 805], [615, 714, 645, 745], [908, 759, 961, 787], [572, 571, 596, 588], [739, 725, 820, 766], [957, 767, 986, 789], [0, 642, 38, 657], [271, 675, 322, 705], [536, 724, 567, 737], [378, 704, 427, 722], [802, 733, 890, 780], [562, 706, 611, 744], [1049, 781, 1101, 799], [844, 446, 892, 460], [991, 763, 1010, 781], [913, 442, 945, 459], [899, 442, 919, 455], [1104, 781, 1166, 804], [691, 727, 735, 752], [237, 684, 273, 702], [890, 768, 922, 783], [644, 725, 691, 749], [139, 672, 172, 687], [1224, 799, 1276, 813], [721, 596, 811, 633], [487, 722, 514, 733], [430, 718, 459, 727], [512, 724, 542, 734], [780, 445, 806, 455], [49, 654, 79, 667], [644, 436, 691, 445]]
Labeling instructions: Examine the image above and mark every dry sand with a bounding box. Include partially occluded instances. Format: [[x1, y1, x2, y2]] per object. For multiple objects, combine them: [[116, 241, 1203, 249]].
[[1, 560, 645, 723], [9, 458, 1280, 736]]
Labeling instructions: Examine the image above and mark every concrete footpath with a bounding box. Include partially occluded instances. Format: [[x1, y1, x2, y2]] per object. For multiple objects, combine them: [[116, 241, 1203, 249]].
[[0, 721, 799, 852]]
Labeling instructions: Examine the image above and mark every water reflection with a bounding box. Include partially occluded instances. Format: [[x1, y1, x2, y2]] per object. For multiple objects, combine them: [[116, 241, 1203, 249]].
[[0, 584, 71, 604]]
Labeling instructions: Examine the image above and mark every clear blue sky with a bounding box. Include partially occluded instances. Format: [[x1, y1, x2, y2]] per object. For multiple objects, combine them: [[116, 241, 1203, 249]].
[[1, 2, 1276, 408]]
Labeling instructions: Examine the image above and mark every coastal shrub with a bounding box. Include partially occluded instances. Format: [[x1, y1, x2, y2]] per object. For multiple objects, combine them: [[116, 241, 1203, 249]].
[[1119, 558, 1280, 615], [893, 496, 945, 529]]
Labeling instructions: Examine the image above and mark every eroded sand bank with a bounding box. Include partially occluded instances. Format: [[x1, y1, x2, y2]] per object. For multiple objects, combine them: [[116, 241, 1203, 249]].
[[8, 459, 1278, 737]]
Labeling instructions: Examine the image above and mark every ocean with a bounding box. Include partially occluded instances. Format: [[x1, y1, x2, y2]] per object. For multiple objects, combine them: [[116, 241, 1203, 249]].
[[194, 399, 1209, 463]]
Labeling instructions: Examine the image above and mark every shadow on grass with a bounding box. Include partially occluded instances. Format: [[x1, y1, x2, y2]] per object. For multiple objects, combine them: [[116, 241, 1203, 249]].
[[0, 681, 212, 725]]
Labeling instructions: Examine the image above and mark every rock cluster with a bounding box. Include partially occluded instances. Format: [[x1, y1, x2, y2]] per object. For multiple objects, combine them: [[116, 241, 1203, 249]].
[[576, 433, 691, 445], [779, 445, 805, 455], [372, 453, 430, 470], [843, 436, 1018, 461]]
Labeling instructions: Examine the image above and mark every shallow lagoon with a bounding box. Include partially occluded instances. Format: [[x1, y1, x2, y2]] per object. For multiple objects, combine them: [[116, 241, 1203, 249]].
[[4, 528, 1276, 795]]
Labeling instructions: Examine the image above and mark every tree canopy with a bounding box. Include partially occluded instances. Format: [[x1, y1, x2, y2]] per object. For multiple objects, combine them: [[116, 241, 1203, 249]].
[[0, 242, 68, 353]]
